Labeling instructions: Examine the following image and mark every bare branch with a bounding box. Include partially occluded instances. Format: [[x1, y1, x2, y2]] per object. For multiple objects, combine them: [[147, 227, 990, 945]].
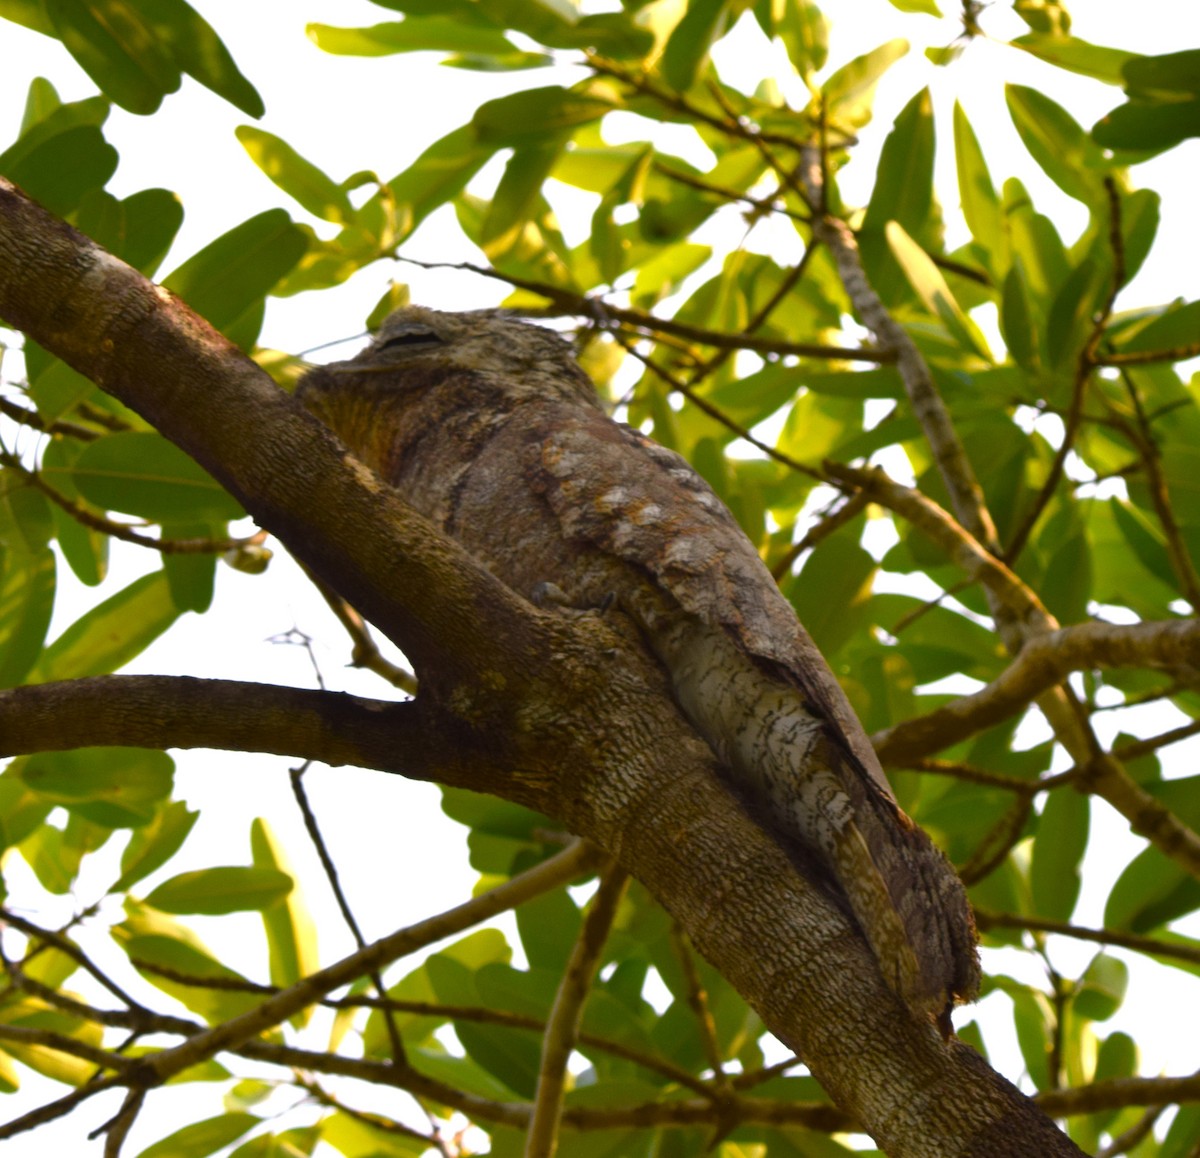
[[134, 841, 604, 1088], [973, 911, 1200, 967], [525, 859, 628, 1158], [1036, 1072, 1200, 1117], [874, 618, 1200, 769], [799, 147, 999, 554], [400, 257, 889, 364]]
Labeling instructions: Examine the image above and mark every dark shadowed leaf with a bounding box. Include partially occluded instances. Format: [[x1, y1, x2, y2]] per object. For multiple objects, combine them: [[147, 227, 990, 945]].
[[0, 124, 117, 216], [45, 0, 179, 115], [135, 0, 264, 116], [1030, 790, 1089, 921], [71, 432, 244, 523]]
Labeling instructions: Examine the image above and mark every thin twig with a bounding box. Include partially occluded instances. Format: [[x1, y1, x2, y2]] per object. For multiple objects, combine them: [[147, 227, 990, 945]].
[[0, 395, 100, 440], [289, 761, 408, 1067], [973, 911, 1200, 966], [399, 257, 890, 364], [525, 860, 629, 1158]]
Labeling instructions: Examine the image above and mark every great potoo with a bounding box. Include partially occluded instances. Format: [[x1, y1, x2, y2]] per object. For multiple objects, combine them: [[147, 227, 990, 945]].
[[298, 305, 980, 1023]]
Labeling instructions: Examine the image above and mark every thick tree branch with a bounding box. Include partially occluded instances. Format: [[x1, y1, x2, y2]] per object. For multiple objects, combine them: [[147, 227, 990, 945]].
[[0, 177, 546, 691], [0, 177, 1089, 1156], [0, 675, 446, 777]]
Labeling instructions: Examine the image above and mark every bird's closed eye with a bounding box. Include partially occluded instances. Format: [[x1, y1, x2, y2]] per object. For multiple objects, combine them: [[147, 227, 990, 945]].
[[376, 326, 444, 352]]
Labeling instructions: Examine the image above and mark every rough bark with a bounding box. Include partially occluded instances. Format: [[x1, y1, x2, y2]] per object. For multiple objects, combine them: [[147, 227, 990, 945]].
[[0, 178, 1085, 1156]]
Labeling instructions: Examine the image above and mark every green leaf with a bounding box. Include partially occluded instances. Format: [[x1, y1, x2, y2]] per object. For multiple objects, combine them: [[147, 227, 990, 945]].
[[756, 0, 828, 76], [1044, 258, 1106, 369], [1123, 48, 1200, 97], [1012, 34, 1138, 85], [953, 101, 1004, 276], [784, 534, 876, 659], [144, 865, 293, 914], [30, 570, 180, 681], [1007, 84, 1107, 205], [515, 887, 582, 972], [471, 85, 614, 146], [1115, 299, 1200, 357], [887, 0, 938, 13], [71, 431, 244, 523], [113, 800, 199, 891], [321, 1112, 428, 1158], [163, 209, 307, 338], [821, 38, 908, 129], [1092, 96, 1200, 153], [1030, 790, 1089, 920], [161, 521, 218, 613], [133, 1112, 260, 1158], [481, 142, 563, 251], [18, 75, 64, 130], [17, 748, 174, 827], [251, 818, 318, 995], [1013, 0, 1070, 36], [236, 127, 355, 224], [0, 773, 54, 850], [134, 0, 264, 116], [860, 87, 940, 302], [0, 124, 118, 216], [75, 187, 184, 275], [885, 221, 992, 359], [1000, 265, 1039, 371], [1073, 954, 1127, 1022], [115, 902, 263, 1021], [308, 17, 520, 56], [660, 0, 725, 91], [379, 124, 495, 241], [0, 0, 56, 34], [0, 546, 55, 687], [45, 0, 180, 115]]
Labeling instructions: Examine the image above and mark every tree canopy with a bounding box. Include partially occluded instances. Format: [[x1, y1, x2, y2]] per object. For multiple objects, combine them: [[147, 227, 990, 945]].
[[0, 1, 1199, 1156]]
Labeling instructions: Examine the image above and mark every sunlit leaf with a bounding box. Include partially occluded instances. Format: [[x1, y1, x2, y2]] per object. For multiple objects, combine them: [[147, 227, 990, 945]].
[[0, 545, 55, 688], [251, 818, 318, 999], [821, 38, 908, 129], [1007, 84, 1108, 206], [113, 800, 199, 891], [1073, 954, 1127, 1022], [30, 570, 180, 682], [886, 221, 992, 359], [144, 865, 293, 914], [133, 1112, 260, 1158], [308, 17, 520, 56], [236, 127, 355, 224], [1012, 34, 1137, 85]]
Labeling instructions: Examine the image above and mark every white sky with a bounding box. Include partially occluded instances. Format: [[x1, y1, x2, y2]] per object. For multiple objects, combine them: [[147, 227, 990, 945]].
[[2, 1, 1200, 1154]]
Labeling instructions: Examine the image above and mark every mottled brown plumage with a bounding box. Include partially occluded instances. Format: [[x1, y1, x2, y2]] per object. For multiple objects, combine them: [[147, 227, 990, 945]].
[[298, 306, 980, 1022]]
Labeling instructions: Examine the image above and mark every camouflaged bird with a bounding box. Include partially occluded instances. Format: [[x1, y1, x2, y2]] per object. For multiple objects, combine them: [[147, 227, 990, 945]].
[[298, 305, 980, 1024]]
